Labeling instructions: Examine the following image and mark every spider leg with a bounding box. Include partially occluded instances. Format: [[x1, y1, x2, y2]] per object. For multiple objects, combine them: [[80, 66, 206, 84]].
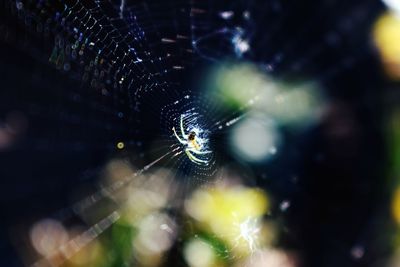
[[185, 149, 209, 165], [172, 127, 187, 145], [186, 148, 212, 155], [180, 114, 188, 139]]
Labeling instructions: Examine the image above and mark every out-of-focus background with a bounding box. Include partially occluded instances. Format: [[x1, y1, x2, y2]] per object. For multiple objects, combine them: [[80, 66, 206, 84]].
[[1, 0, 400, 266]]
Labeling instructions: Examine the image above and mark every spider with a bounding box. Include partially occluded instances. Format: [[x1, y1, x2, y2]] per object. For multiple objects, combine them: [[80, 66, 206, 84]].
[[172, 114, 211, 165]]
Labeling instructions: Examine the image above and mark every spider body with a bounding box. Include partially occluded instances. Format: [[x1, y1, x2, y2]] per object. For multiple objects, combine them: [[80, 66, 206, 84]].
[[188, 132, 196, 141], [172, 115, 211, 165], [187, 132, 201, 150]]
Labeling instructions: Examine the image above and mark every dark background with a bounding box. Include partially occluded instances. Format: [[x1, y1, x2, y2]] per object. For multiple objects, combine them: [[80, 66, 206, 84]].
[[0, 0, 391, 266]]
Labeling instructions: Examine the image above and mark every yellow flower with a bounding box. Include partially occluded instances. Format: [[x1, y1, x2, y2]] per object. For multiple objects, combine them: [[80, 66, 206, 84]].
[[185, 186, 270, 255], [373, 12, 400, 79]]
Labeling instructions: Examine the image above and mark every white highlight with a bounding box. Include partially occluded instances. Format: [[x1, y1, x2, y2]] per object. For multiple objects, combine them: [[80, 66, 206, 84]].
[[134, 213, 176, 254], [219, 11, 234, 19], [383, 0, 400, 16], [184, 239, 215, 267], [30, 219, 68, 256], [119, 0, 125, 18], [230, 115, 280, 162], [232, 35, 250, 56], [280, 200, 291, 212], [234, 217, 261, 254]]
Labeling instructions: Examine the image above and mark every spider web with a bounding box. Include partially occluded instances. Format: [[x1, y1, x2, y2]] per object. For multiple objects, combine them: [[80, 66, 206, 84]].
[[1, 1, 259, 265], [0, 0, 381, 266]]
